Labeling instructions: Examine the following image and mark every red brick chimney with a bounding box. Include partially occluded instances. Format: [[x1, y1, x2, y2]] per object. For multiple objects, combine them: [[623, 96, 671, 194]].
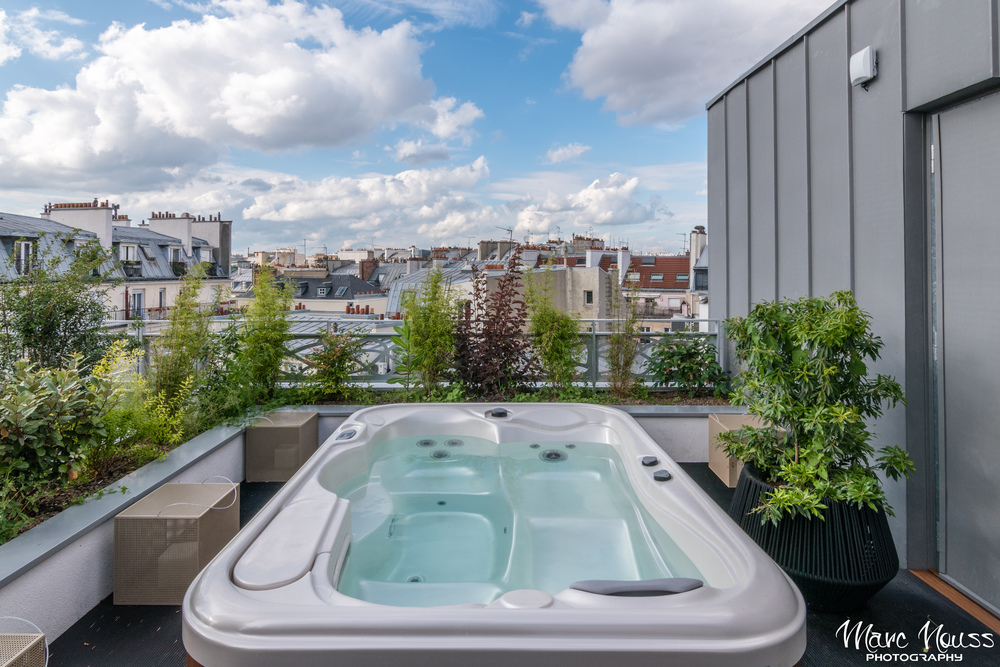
[[359, 259, 377, 281]]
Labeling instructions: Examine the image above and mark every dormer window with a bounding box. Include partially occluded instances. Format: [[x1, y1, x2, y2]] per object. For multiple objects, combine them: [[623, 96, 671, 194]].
[[651, 273, 664, 281], [16, 241, 34, 275], [169, 247, 182, 263], [120, 244, 138, 261], [676, 273, 689, 282]]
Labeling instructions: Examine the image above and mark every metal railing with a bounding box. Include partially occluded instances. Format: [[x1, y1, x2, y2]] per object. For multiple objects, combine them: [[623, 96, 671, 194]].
[[280, 318, 723, 386]]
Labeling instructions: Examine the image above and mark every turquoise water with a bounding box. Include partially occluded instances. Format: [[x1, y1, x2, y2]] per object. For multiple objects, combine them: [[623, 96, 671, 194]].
[[335, 436, 702, 607]]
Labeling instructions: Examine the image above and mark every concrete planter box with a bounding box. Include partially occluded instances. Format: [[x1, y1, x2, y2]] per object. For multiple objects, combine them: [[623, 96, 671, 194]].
[[0, 404, 736, 643]]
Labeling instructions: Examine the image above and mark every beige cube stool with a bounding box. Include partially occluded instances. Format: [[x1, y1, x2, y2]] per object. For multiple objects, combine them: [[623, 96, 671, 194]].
[[245, 411, 319, 482], [0, 634, 45, 667], [707, 414, 773, 488], [114, 483, 239, 605]]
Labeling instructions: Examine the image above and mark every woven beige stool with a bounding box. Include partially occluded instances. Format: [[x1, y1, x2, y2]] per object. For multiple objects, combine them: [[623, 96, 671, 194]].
[[245, 411, 318, 482], [114, 483, 239, 605], [0, 633, 45, 667]]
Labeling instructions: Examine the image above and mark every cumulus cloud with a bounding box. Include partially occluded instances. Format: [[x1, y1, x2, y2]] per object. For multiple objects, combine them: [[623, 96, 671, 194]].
[[241, 156, 492, 243], [509, 172, 660, 234], [545, 142, 591, 164], [393, 138, 451, 164], [540, 0, 830, 126], [0, 0, 483, 188], [409, 96, 485, 143]]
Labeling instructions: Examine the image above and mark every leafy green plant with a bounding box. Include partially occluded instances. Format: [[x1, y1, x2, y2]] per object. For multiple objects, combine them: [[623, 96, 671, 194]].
[[718, 291, 913, 524], [308, 329, 365, 400], [149, 262, 213, 402], [236, 265, 293, 400], [0, 472, 39, 543], [0, 233, 120, 373], [646, 335, 728, 397], [0, 356, 112, 483], [453, 247, 537, 399], [605, 275, 642, 399], [398, 269, 457, 397], [387, 318, 418, 394], [525, 264, 584, 393]]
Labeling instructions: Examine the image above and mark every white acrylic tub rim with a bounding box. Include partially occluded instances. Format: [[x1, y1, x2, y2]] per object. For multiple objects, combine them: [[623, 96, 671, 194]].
[[182, 404, 805, 667]]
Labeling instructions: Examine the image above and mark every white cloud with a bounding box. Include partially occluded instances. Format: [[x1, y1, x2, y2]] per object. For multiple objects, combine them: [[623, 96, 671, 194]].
[[410, 96, 485, 143], [545, 142, 591, 164], [0, 11, 22, 65], [508, 172, 661, 234], [0, 0, 482, 188], [393, 138, 451, 164], [516, 11, 538, 28], [4, 7, 87, 61], [540, 0, 830, 126]]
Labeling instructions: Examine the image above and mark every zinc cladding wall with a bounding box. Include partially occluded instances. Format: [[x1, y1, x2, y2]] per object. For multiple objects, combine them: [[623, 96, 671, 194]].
[[706, 0, 1000, 568]]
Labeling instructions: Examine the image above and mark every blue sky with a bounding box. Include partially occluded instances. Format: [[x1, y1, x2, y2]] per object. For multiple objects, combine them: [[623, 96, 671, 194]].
[[0, 0, 829, 255]]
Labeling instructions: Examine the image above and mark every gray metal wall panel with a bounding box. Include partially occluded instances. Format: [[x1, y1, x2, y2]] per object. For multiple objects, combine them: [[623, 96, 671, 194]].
[[808, 12, 853, 297], [904, 0, 996, 109], [748, 67, 777, 305], [707, 103, 728, 322], [726, 83, 750, 318], [774, 42, 811, 299], [937, 90, 1000, 612], [849, 0, 910, 563]]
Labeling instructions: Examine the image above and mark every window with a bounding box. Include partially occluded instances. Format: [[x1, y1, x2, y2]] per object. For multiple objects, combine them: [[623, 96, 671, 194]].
[[169, 247, 181, 263], [627, 272, 640, 281], [141, 245, 156, 260], [16, 241, 34, 275], [129, 290, 145, 319], [651, 273, 664, 281], [640, 326, 651, 333], [335, 286, 348, 297], [584, 290, 594, 305], [676, 273, 689, 282], [121, 244, 137, 261], [641, 256, 655, 265], [158, 289, 166, 308]]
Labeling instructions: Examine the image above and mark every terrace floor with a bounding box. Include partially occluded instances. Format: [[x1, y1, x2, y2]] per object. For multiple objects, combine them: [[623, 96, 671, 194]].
[[47, 467, 1000, 666]]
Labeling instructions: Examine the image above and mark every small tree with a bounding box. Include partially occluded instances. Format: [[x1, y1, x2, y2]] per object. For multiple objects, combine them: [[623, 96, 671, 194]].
[[605, 274, 642, 399], [399, 269, 457, 397], [308, 329, 365, 400], [453, 247, 536, 399], [0, 233, 119, 373], [525, 264, 583, 393], [149, 263, 213, 402], [236, 265, 293, 401]]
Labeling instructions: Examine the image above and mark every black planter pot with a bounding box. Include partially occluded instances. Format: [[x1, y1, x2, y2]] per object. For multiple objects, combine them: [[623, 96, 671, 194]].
[[729, 464, 899, 613]]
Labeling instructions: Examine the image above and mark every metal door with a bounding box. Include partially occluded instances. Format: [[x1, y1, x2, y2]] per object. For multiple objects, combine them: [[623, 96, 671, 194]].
[[933, 90, 1000, 614]]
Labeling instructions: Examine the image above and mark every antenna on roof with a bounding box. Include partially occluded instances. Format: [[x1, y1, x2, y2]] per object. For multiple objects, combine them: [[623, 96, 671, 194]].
[[495, 225, 514, 245], [677, 233, 689, 253]]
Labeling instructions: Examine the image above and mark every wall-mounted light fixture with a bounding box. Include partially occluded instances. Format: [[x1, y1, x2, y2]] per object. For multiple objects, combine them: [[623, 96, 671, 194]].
[[850, 46, 877, 90]]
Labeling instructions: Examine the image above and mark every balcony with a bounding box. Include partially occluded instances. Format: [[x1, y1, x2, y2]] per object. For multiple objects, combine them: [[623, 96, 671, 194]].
[[121, 260, 142, 278]]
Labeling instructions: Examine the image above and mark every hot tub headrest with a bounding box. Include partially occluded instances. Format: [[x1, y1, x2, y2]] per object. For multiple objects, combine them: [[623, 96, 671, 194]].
[[569, 578, 703, 597]]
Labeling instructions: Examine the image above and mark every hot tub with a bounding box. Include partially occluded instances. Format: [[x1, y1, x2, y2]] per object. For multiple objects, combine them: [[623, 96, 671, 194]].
[[182, 404, 806, 666]]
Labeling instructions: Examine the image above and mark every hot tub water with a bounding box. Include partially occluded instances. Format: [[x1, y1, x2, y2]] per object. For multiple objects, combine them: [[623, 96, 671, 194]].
[[334, 435, 702, 606]]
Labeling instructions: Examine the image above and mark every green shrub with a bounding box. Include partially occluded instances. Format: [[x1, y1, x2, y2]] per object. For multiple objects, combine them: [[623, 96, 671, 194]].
[[0, 233, 119, 373], [149, 263, 213, 402], [646, 335, 728, 397], [525, 265, 583, 392], [0, 356, 112, 483], [399, 269, 457, 397], [236, 265, 292, 400], [387, 318, 418, 395], [606, 277, 642, 399], [719, 291, 913, 523], [309, 329, 365, 400]]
